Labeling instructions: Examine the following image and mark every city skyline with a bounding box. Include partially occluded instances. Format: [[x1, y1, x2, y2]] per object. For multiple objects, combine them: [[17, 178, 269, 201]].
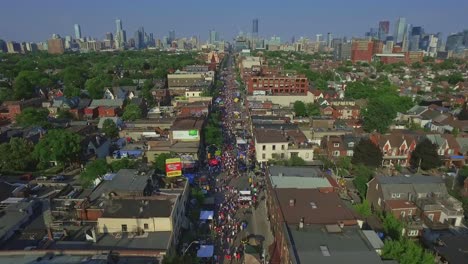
[[1, 0, 467, 43]]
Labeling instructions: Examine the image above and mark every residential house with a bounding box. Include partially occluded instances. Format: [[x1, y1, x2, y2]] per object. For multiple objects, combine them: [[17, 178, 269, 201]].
[[333, 105, 360, 120], [104, 86, 138, 100], [176, 101, 210, 117], [367, 175, 464, 237], [322, 134, 360, 159], [370, 132, 419, 167], [47, 96, 80, 116], [0, 199, 38, 243], [268, 166, 336, 191], [87, 99, 124, 118], [254, 124, 314, 163], [426, 134, 464, 167], [0, 98, 45, 120], [81, 134, 110, 160]]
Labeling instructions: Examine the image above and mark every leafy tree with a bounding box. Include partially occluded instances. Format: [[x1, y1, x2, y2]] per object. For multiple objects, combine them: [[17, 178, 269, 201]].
[[15, 107, 49, 127], [353, 199, 372, 218], [122, 103, 142, 121], [101, 119, 119, 139], [0, 138, 36, 171], [447, 72, 464, 85], [109, 158, 138, 172], [79, 159, 108, 187], [293, 101, 307, 117], [410, 138, 442, 170], [56, 109, 74, 120], [153, 153, 174, 174], [362, 98, 397, 133], [33, 129, 82, 167], [13, 74, 34, 99], [352, 138, 383, 167], [352, 164, 374, 198], [382, 213, 403, 240], [288, 156, 306, 166], [382, 239, 435, 264], [85, 74, 112, 99], [305, 103, 320, 117]]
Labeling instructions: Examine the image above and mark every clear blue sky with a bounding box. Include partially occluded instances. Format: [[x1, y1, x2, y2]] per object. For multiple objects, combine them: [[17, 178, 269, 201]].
[[1, 0, 467, 42]]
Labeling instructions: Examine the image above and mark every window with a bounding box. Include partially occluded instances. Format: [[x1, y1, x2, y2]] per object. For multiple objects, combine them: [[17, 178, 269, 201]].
[[144, 223, 149, 230], [428, 213, 434, 221], [408, 230, 419, 236], [378, 198, 381, 206], [348, 142, 355, 148], [262, 153, 266, 159], [121, 225, 128, 232], [391, 193, 401, 198], [272, 145, 276, 150], [333, 143, 340, 147], [262, 145, 266, 151], [281, 145, 285, 150], [376, 183, 379, 190], [333, 151, 340, 157], [280, 153, 285, 159], [400, 211, 406, 218]]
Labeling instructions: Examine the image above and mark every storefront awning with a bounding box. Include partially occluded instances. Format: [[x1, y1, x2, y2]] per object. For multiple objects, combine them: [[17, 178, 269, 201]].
[[199, 210, 214, 220], [197, 245, 214, 258]]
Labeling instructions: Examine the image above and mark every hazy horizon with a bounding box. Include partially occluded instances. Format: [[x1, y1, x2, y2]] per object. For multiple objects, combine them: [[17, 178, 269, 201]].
[[1, 0, 467, 43]]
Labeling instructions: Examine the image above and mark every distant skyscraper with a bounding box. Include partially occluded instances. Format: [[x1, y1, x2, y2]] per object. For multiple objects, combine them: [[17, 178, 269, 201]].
[[378, 21, 390, 41], [209, 30, 219, 44], [327, 33, 332, 48], [115, 19, 125, 49], [105, 32, 113, 41], [394, 17, 407, 44], [168, 30, 176, 43], [446, 33, 464, 52], [74, 24, 82, 39], [402, 24, 411, 51], [252, 18, 259, 36], [316, 34, 323, 42]]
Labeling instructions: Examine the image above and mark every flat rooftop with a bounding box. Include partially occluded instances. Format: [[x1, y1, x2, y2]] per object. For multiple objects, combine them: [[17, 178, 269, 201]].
[[101, 198, 174, 218], [288, 225, 385, 264]]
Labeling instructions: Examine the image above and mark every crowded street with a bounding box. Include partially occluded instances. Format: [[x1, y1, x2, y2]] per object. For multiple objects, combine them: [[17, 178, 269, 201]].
[[197, 52, 271, 264]]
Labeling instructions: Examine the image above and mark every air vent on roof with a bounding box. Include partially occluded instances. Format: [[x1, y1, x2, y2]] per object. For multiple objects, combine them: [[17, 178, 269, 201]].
[[310, 202, 317, 209], [320, 246, 331, 257], [289, 199, 296, 206]]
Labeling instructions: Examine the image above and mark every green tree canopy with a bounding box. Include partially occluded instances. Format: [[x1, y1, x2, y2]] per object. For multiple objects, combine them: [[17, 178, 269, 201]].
[[305, 103, 321, 117], [122, 103, 142, 121], [353, 199, 372, 218], [0, 137, 36, 172], [79, 159, 108, 187], [33, 129, 82, 167], [109, 158, 138, 172], [153, 153, 175, 174], [293, 101, 307, 117], [13, 70, 47, 99], [352, 164, 375, 198], [85, 74, 112, 99], [382, 238, 435, 264], [382, 213, 404, 240], [352, 138, 383, 167], [410, 138, 442, 170], [101, 119, 119, 139], [361, 98, 397, 133], [15, 107, 49, 127]]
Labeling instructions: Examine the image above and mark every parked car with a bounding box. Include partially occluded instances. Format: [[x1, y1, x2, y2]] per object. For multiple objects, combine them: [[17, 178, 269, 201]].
[[52, 175, 65, 182]]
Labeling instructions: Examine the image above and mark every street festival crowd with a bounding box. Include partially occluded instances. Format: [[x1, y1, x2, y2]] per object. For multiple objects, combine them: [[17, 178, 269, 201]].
[[201, 65, 267, 263]]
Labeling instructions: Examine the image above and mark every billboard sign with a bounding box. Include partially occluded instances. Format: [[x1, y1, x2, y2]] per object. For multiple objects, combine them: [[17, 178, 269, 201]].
[[173, 130, 199, 140], [166, 158, 182, 177], [253, 90, 266, 96]]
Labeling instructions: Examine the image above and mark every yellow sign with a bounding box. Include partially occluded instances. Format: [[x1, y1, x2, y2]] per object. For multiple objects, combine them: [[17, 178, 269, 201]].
[[166, 158, 182, 177]]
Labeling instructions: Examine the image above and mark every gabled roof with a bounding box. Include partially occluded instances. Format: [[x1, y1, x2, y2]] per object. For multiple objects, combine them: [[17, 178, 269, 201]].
[[90, 99, 124, 108]]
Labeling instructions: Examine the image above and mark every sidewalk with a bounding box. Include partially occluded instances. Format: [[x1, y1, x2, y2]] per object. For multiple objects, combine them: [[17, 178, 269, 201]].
[[246, 194, 274, 260]]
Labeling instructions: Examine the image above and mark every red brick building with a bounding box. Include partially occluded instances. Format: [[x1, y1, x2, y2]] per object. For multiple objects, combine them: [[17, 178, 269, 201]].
[[351, 39, 374, 63], [247, 75, 308, 95], [0, 98, 45, 120]]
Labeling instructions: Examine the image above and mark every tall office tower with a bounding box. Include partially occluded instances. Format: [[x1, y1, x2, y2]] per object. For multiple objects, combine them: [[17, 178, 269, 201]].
[[378, 21, 390, 41], [409, 35, 420, 51], [168, 30, 176, 43], [115, 19, 125, 48], [105, 32, 113, 41], [316, 34, 323, 42], [327, 33, 332, 48], [252, 18, 259, 36], [209, 30, 219, 44], [402, 24, 411, 52], [394, 17, 407, 44], [74, 24, 82, 39], [64, 36, 72, 49], [133, 27, 145, 49], [446, 33, 464, 51]]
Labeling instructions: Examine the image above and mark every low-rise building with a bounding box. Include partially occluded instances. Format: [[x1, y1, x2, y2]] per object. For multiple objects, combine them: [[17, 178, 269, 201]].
[[367, 175, 464, 236]]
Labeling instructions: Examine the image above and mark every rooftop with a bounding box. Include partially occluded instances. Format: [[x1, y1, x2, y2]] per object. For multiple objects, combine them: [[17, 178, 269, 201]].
[[269, 166, 323, 178], [275, 188, 357, 225], [89, 169, 153, 201], [255, 129, 288, 144], [170, 116, 205, 131], [288, 225, 384, 264], [376, 175, 444, 185], [101, 198, 174, 218]]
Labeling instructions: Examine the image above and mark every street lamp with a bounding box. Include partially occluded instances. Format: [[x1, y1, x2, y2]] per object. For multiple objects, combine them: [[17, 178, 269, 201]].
[[182, 240, 200, 256]]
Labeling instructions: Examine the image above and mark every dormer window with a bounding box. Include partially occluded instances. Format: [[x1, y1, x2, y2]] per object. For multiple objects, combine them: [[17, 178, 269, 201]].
[[348, 142, 354, 148], [334, 143, 340, 147]]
